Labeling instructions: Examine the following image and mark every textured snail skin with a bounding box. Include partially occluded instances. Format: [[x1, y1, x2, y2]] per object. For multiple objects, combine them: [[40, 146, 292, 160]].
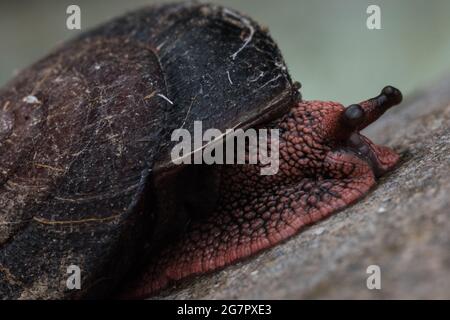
[[122, 92, 402, 298]]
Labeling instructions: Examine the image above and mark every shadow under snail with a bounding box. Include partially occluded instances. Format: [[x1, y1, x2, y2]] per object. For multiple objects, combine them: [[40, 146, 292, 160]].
[[0, 2, 402, 299]]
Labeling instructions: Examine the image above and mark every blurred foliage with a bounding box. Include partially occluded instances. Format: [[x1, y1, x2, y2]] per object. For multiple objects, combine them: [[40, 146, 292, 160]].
[[1, 0, 449, 103]]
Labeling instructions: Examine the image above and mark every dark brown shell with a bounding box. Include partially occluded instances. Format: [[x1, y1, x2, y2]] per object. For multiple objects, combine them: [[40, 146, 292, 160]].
[[0, 3, 297, 298], [83, 3, 298, 168]]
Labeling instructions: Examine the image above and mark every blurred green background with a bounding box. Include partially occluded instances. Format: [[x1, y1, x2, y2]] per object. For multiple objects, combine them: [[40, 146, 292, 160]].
[[1, 0, 449, 104]]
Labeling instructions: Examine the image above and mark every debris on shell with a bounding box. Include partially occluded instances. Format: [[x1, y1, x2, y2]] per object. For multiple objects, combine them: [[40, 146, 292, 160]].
[[22, 95, 41, 104]]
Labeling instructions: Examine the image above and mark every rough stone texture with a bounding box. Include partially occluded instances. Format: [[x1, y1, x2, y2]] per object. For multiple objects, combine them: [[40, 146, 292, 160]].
[[155, 75, 450, 299]]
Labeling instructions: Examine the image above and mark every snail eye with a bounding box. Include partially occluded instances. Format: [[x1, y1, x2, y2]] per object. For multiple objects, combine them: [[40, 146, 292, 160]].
[[342, 104, 365, 128]]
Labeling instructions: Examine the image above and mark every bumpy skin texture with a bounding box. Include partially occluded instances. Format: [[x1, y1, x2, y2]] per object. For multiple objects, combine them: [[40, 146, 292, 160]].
[[123, 93, 401, 298]]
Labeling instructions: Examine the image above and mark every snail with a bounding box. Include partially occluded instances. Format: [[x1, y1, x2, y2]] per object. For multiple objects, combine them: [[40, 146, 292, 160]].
[[0, 2, 402, 299]]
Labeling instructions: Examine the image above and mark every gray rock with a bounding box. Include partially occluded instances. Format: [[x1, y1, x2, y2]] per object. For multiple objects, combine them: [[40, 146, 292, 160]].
[[155, 76, 450, 299]]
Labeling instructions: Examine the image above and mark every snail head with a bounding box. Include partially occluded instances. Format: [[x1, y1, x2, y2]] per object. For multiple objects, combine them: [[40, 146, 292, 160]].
[[280, 86, 402, 179], [325, 86, 402, 178]]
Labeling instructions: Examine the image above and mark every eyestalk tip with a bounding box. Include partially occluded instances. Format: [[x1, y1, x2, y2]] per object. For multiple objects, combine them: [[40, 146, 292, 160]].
[[381, 85, 402, 105]]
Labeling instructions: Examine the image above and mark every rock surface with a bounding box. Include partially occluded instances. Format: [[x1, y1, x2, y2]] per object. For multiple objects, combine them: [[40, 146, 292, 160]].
[[155, 76, 450, 299]]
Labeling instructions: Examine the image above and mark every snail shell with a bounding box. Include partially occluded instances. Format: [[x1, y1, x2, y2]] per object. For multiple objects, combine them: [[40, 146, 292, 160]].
[[0, 3, 297, 298]]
